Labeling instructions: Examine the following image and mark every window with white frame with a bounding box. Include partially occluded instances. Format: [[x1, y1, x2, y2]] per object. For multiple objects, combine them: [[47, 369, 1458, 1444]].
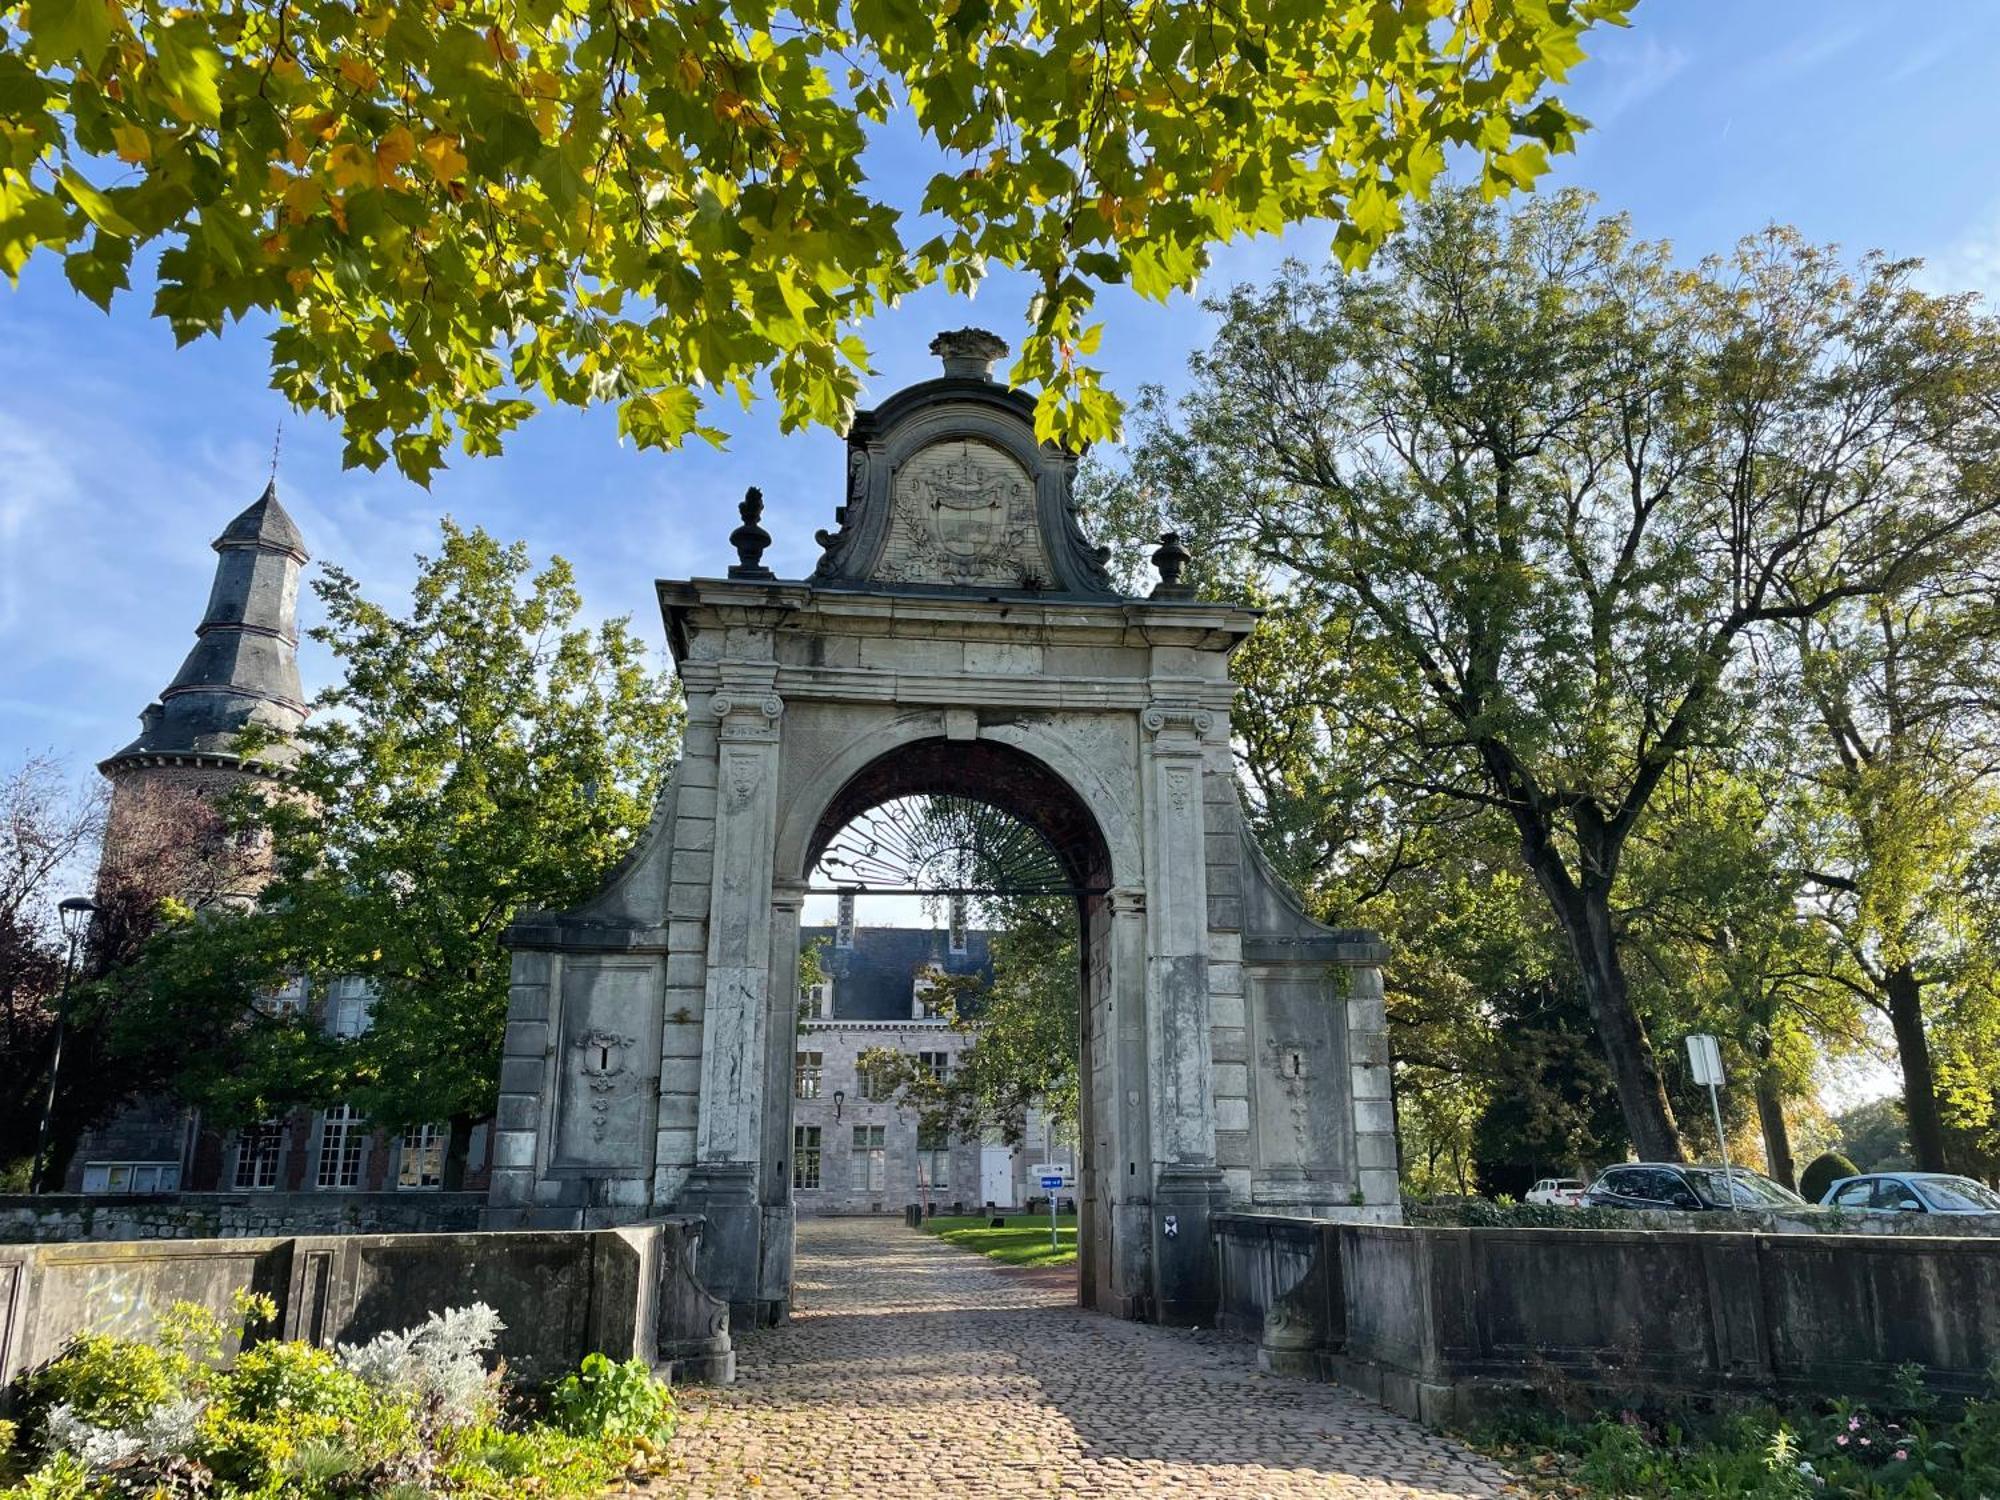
[[263, 976, 308, 1018], [857, 1057, 894, 1102], [398, 1123, 445, 1189], [917, 1127, 949, 1192], [795, 1051, 824, 1099], [315, 1104, 365, 1189], [850, 1125, 885, 1192], [324, 977, 375, 1038], [918, 1050, 949, 1082], [80, 1161, 182, 1195], [800, 980, 831, 1017], [233, 1121, 284, 1190], [794, 1125, 822, 1189], [912, 968, 947, 1020]]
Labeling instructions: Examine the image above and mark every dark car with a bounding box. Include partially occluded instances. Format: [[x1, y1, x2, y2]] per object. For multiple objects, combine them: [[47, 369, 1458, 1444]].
[[1582, 1163, 1810, 1212]]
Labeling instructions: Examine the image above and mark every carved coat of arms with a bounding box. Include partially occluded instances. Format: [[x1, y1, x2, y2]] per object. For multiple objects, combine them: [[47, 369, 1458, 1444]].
[[877, 441, 1052, 587]]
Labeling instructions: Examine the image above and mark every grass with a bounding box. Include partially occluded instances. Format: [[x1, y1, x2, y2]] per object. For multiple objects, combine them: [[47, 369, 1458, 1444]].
[[921, 1213, 1078, 1268]]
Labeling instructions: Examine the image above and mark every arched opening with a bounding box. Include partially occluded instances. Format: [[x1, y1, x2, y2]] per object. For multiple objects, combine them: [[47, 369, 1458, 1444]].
[[793, 738, 1114, 1300]]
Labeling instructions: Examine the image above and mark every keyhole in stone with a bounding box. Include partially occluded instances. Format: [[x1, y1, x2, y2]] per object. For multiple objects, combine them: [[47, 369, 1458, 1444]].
[[1283, 1050, 1304, 1079], [597, 1045, 613, 1071]]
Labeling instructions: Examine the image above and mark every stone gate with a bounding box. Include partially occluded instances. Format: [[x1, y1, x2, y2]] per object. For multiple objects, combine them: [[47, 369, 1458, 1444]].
[[487, 331, 1397, 1325]]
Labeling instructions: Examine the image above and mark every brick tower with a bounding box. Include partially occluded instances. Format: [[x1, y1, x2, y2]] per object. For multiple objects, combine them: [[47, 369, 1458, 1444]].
[[63, 482, 310, 1192], [97, 479, 310, 905]]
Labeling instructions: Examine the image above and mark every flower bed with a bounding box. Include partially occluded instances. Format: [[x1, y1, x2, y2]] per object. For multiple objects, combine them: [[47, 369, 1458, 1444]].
[[0, 1292, 675, 1497]]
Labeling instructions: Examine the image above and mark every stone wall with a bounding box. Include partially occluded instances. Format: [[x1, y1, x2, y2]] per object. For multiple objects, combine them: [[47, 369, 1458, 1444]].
[[0, 1218, 732, 1394], [1212, 1212, 2000, 1425], [0, 1192, 486, 1245]]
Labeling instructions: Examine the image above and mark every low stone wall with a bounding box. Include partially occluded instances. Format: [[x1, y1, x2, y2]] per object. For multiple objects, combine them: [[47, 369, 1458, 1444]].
[[1, 1218, 733, 1399], [1406, 1199, 2000, 1237], [0, 1192, 487, 1245], [1213, 1212, 2000, 1426]]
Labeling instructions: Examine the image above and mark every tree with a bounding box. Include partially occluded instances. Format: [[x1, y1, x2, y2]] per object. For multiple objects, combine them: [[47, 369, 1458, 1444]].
[[1105, 189, 2000, 1161], [862, 894, 1079, 1145], [1834, 1096, 1910, 1173], [3, 0, 1629, 477], [0, 754, 104, 1186], [98, 521, 679, 1181], [1781, 585, 2000, 1173]]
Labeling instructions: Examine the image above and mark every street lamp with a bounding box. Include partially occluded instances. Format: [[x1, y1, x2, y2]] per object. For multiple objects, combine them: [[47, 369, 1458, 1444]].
[[832, 1088, 844, 1123], [31, 896, 98, 1194]]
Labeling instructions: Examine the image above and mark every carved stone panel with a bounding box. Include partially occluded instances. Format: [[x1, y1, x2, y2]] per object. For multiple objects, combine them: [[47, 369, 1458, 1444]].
[[874, 439, 1052, 588], [554, 959, 661, 1169], [1245, 967, 1352, 1187]]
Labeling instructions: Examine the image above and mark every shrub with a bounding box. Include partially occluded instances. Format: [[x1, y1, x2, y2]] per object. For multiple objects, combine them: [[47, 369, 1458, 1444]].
[[1, 1302, 671, 1499], [1473, 1363, 2000, 1498], [1799, 1152, 1860, 1205], [550, 1353, 676, 1444]]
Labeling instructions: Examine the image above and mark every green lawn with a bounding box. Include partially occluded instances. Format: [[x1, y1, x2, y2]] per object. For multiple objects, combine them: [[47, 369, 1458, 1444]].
[[921, 1213, 1078, 1268]]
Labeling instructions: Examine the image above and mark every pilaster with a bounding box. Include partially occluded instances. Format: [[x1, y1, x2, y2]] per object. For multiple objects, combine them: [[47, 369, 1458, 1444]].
[[1141, 702, 1225, 1323], [685, 686, 783, 1323]]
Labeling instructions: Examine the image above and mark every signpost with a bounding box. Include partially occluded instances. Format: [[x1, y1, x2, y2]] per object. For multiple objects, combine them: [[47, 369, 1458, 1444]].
[[1032, 1163, 1072, 1249], [1685, 1033, 1741, 1208]]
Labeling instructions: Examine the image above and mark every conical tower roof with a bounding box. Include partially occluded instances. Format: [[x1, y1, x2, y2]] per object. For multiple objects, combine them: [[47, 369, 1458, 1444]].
[[101, 481, 310, 771], [216, 478, 309, 559]]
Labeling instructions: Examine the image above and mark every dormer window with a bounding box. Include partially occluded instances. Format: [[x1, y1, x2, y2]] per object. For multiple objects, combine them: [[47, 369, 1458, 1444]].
[[324, 976, 375, 1037]]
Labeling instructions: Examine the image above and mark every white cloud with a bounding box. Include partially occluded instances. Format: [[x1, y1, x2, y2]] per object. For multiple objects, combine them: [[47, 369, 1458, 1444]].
[[1584, 35, 1693, 124], [1916, 203, 2000, 310]]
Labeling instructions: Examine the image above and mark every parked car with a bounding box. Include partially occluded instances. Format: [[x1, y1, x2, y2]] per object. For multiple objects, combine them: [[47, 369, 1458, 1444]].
[[1582, 1163, 1810, 1212], [1524, 1177, 1588, 1207], [1820, 1172, 2000, 1215]]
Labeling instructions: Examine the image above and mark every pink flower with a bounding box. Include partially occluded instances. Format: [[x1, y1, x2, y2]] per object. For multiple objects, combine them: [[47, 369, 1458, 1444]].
[[1848, 1416, 1862, 1431], [1860, 1438, 1872, 1447], [1894, 1449, 1908, 1461], [1836, 1436, 1849, 1447]]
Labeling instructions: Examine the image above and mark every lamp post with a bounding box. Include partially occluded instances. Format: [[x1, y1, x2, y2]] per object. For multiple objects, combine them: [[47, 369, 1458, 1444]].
[[31, 896, 98, 1194]]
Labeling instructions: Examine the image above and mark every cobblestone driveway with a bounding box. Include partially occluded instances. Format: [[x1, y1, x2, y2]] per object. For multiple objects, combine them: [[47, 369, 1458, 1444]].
[[664, 1216, 1518, 1498]]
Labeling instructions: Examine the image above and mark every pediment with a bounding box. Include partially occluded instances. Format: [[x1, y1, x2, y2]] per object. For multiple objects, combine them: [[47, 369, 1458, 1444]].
[[810, 330, 1117, 598]]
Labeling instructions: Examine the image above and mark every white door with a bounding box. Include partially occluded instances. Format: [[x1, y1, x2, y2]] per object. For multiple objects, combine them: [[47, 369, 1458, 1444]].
[[980, 1146, 1012, 1207]]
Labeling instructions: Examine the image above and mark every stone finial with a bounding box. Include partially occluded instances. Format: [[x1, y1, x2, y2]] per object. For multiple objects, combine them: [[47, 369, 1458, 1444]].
[[1151, 531, 1194, 599], [727, 486, 775, 580], [930, 327, 1010, 381]]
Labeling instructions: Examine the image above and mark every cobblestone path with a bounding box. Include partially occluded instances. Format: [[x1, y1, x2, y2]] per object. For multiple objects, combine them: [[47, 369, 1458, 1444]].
[[664, 1216, 1519, 1498]]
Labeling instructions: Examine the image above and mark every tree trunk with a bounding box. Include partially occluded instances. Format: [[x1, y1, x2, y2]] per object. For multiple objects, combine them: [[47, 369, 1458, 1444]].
[[1885, 963, 1949, 1172], [442, 1112, 476, 1191], [1539, 875, 1685, 1162], [1754, 1060, 1796, 1190]]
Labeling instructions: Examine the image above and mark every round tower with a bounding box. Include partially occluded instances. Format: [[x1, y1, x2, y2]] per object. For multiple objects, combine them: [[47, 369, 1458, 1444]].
[[97, 480, 310, 909]]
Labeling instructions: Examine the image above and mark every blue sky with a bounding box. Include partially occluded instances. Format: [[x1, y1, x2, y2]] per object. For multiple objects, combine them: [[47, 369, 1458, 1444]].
[[6, 0, 2000, 782]]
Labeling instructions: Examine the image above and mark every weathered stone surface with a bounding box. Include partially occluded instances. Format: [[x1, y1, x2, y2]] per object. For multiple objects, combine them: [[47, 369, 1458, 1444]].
[[665, 1217, 1512, 1499], [0, 1192, 483, 1246], [0, 1221, 728, 1389], [493, 335, 1398, 1325], [1213, 1213, 2000, 1424]]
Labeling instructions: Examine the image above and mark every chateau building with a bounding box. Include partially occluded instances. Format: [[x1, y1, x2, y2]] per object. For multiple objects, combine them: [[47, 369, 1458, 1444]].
[[791, 920, 1078, 1215], [65, 483, 492, 1197]]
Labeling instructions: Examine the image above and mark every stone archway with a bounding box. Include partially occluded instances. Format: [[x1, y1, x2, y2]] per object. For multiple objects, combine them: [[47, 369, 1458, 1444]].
[[796, 737, 1115, 1306], [488, 329, 1400, 1333]]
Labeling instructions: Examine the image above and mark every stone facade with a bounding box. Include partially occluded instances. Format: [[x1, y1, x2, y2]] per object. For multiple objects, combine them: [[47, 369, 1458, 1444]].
[[492, 330, 1396, 1329]]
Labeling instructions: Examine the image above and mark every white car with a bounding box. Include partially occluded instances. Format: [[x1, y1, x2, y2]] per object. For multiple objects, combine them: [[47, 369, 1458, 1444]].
[[1525, 1177, 1587, 1207]]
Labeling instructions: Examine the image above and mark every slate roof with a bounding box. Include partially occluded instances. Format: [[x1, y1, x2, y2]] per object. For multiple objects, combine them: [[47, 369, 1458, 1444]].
[[802, 925, 994, 1022], [102, 482, 310, 769]]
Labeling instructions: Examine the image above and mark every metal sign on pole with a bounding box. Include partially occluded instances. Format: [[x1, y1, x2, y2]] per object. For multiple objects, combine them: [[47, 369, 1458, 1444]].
[[1685, 1033, 1740, 1208], [1032, 1162, 1070, 1248]]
